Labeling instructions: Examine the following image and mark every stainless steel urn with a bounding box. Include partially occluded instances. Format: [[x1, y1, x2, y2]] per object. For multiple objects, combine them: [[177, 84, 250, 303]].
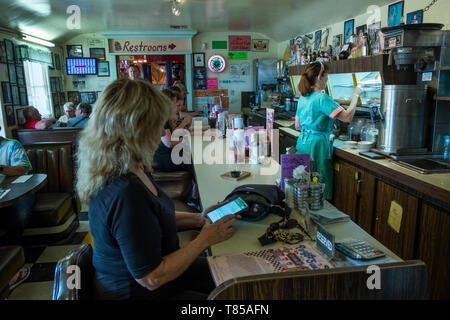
[[377, 85, 428, 154]]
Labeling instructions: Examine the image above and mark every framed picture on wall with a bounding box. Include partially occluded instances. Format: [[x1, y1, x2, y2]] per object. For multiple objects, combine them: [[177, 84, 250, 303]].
[[0, 41, 7, 63], [80, 92, 89, 103], [4, 39, 14, 63], [52, 92, 59, 107], [368, 22, 382, 43], [388, 1, 404, 27], [59, 92, 66, 105], [19, 87, 27, 106], [193, 53, 205, 68], [407, 9, 423, 24], [5, 104, 16, 127], [16, 108, 25, 126], [97, 61, 110, 77], [68, 91, 81, 104], [1, 82, 12, 104], [344, 19, 355, 44], [48, 52, 54, 70], [356, 24, 367, 37], [8, 63, 16, 84], [54, 53, 61, 70], [11, 85, 19, 105], [67, 44, 83, 58], [314, 30, 322, 50], [15, 45, 22, 65], [89, 48, 106, 60]]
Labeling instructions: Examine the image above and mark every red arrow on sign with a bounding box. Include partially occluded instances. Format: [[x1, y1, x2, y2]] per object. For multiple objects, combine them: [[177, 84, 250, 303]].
[[168, 43, 176, 50]]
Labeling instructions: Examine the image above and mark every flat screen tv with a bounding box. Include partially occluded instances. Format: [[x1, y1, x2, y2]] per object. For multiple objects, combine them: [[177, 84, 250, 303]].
[[66, 58, 97, 75]]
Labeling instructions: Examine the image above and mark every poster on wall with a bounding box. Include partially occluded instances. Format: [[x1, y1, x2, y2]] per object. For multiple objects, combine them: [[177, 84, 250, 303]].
[[227, 52, 248, 60], [229, 36, 251, 51], [207, 78, 218, 90], [229, 63, 249, 79], [252, 39, 269, 52], [194, 67, 207, 90]]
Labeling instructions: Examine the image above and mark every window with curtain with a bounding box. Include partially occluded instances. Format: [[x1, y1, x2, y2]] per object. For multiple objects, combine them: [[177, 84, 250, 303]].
[[23, 60, 52, 118]]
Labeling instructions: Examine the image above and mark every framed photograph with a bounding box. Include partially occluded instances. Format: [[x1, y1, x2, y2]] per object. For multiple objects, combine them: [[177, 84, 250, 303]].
[[388, 1, 404, 27], [368, 22, 382, 43], [19, 87, 27, 106], [356, 25, 367, 37], [314, 30, 322, 50], [16, 65, 24, 82], [80, 92, 89, 103], [68, 91, 81, 104], [193, 53, 205, 68], [15, 45, 22, 65], [344, 19, 355, 44], [52, 92, 60, 107], [407, 9, 423, 24], [54, 53, 61, 70], [8, 63, 16, 84], [48, 52, 54, 70], [5, 104, 16, 127], [193, 68, 207, 90], [2, 81, 12, 103], [97, 61, 110, 77], [11, 85, 19, 105], [252, 39, 269, 52], [4, 39, 14, 63], [16, 108, 25, 126], [89, 48, 106, 61], [56, 77, 62, 92], [67, 44, 83, 58], [88, 92, 97, 104], [0, 41, 7, 63], [59, 92, 66, 105]]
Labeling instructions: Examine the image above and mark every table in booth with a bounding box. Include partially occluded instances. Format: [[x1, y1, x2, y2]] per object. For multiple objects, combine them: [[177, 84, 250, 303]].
[[0, 174, 47, 209]]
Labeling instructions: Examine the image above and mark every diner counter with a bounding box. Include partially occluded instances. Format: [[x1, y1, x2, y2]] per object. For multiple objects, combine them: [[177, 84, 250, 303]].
[[277, 128, 450, 210], [188, 133, 400, 262]]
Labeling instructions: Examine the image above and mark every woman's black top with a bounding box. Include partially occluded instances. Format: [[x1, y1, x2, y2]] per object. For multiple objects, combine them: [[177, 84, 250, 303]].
[[89, 172, 179, 299]]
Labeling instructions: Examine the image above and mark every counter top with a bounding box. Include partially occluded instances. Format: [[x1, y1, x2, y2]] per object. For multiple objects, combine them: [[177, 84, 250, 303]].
[[242, 107, 295, 128], [333, 141, 450, 210]]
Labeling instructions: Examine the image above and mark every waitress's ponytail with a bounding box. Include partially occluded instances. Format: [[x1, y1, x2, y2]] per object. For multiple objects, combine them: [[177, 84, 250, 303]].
[[298, 62, 328, 97]]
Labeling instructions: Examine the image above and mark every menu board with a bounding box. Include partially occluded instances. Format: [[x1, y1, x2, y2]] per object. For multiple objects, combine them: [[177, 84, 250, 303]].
[[229, 35, 251, 51]]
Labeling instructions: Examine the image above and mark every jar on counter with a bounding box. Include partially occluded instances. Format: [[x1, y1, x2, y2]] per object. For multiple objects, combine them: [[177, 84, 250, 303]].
[[285, 98, 291, 112]]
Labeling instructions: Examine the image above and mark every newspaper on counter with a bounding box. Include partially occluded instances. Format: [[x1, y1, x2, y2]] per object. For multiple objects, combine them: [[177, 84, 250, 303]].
[[207, 242, 334, 286]]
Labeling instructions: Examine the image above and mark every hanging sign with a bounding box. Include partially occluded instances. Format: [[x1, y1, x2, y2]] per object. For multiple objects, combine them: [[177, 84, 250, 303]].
[[227, 52, 248, 60], [229, 36, 251, 51], [108, 38, 191, 53], [212, 41, 228, 49], [252, 39, 269, 52]]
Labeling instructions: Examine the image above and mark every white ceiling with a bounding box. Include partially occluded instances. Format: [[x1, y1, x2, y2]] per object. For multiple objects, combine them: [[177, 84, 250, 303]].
[[0, 0, 392, 44]]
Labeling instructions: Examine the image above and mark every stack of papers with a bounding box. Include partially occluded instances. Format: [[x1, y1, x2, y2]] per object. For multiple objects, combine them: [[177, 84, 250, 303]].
[[309, 202, 350, 225]]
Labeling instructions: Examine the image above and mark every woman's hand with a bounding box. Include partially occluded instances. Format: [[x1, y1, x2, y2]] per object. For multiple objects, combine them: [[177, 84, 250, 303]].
[[199, 214, 240, 247], [352, 86, 363, 98]]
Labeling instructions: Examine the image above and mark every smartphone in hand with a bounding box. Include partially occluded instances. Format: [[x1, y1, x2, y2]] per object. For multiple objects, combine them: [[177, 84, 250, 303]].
[[206, 197, 248, 223]]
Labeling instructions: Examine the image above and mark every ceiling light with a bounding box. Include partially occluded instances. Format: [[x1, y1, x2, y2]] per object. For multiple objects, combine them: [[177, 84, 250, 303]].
[[22, 34, 55, 47], [174, 0, 186, 4], [172, 1, 182, 16]]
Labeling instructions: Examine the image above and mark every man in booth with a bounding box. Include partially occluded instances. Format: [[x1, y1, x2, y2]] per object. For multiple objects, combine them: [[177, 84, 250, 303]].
[[67, 103, 92, 128]]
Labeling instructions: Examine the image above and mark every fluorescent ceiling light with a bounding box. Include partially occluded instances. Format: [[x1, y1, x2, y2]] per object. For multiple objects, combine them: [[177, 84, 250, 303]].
[[22, 34, 55, 47]]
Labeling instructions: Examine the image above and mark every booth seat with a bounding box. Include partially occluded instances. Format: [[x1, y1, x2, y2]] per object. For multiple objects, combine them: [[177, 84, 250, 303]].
[[22, 142, 80, 244], [14, 128, 194, 205], [0, 246, 24, 299]]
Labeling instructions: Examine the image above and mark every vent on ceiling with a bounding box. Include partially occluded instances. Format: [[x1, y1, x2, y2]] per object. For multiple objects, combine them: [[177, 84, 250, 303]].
[[170, 25, 188, 29]]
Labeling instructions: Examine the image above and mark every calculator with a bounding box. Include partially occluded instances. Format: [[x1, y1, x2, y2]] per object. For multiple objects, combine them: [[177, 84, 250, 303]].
[[335, 239, 385, 260]]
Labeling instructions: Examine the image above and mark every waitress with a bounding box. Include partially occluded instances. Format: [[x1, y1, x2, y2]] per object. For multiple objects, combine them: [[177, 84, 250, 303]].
[[295, 62, 362, 200]]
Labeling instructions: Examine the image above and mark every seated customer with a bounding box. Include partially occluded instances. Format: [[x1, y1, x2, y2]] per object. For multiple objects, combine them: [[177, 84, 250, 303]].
[[22, 107, 56, 129], [0, 127, 34, 290], [54, 102, 76, 127], [0, 127, 34, 245], [67, 103, 92, 128], [76, 78, 239, 300]]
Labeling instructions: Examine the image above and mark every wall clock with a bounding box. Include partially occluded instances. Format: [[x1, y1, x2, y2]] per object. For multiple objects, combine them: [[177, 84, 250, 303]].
[[208, 55, 226, 73]]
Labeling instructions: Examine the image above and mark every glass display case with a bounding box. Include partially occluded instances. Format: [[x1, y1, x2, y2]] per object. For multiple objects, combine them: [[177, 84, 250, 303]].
[[327, 72, 382, 106]]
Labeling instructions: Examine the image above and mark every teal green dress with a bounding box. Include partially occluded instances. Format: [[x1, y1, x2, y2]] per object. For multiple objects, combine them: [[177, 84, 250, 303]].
[[295, 91, 343, 200]]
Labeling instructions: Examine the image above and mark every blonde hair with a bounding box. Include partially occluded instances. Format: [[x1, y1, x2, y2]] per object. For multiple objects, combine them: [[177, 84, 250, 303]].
[[75, 79, 172, 204]]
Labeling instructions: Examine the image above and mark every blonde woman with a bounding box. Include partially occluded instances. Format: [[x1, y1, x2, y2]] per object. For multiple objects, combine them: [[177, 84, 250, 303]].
[[76, 79, 239, 300]]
